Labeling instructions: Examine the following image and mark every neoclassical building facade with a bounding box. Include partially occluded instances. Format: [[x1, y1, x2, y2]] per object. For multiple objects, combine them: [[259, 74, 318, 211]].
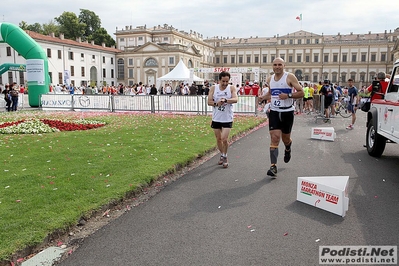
[[115, 24, 399, 87]]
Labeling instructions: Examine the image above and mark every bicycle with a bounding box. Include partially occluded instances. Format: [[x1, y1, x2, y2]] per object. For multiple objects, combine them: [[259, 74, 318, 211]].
[[335, 97, 352, 118]]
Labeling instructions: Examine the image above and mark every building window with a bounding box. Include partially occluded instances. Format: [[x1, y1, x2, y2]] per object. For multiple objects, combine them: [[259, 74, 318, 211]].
[[342, 54, 347, 62], [306, 39, 311, 44], [47, 48, 51, 58], [289, 39, 293, 45], [119, 38, 125, 42], [128, 69, 134, 78], [103, 68, 106, 78], [58, 72, 63, 85], [81, 67, 85, 77], [351, 53, 357, 62], [128, 58, 134, 66], [305, 55, 310, 62], [68, 51, 74, 60], [315, 39, 319, 44], [361, 53, 367, 62], [58, 50, 62, 59], [371, 54, 376, 62], [169, 57, 174, 65], [381, 53, 386, 62], [360, 73, 365, 82], [313, 74, 318, 82], [341, 74, 346, 82], [351, 73, 356, 80], [216, 57, 220, 64], [263, 55, 267, 63], [92, 55, 95, 62], [254, 55, 259, 64], [297, 39, 302, 44], [138, 37, 143, 41], [324, 54, 328, 63], [231, 55, 235, 64], [239, 56, 243, 64], [271, 55, 275, 62], [103, 56, 106, 63], [48, 72, 52, 84], [280, 54, 285, 60], [145, 58, 158, 67], [297, 54, 302, 62], [246, 56, 251, 63], [118, 58, 125, 79], [70, 66, 74, 76], [288, 55, 293, 63], [6, 47, 11, 56], [333, 54, 338, 62], [111, 58, 114, 64], [332, 73, 337, 82], [281, 40, 285, 45], [314, 54, 319, 63], [163, 37, 168, 41], [111, 69, 114, 79], [223, 56, 227, 64]]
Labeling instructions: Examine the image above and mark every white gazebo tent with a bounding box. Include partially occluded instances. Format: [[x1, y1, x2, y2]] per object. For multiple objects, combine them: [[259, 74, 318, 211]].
[[157, 59, 204, 84]]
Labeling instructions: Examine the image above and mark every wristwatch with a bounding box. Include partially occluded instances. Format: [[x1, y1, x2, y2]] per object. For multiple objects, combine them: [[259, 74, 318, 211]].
[[288, 93, 293, 98]]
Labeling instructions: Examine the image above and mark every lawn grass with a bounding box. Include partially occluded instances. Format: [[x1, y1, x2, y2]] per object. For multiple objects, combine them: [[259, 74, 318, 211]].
[[0, 111, 266, 261]]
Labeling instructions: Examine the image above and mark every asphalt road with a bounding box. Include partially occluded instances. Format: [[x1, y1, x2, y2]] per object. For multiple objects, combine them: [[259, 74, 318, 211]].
[[57, 112, 399, 266]]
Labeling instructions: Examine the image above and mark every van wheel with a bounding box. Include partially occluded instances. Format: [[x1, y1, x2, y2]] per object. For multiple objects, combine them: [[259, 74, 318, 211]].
[[366, 117, 386, 157]]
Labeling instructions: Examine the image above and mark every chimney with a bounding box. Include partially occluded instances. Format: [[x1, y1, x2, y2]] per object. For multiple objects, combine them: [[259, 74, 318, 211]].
[[102, 42, 106, 47], [50, 32, 55, 38], [76, 37, 81, 43], [91, 40, 95, 45], [59, 33, 64, 40]]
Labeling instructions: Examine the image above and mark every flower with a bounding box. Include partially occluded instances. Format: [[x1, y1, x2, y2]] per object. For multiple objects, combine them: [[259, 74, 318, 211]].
[[0, 119, 106, 134]]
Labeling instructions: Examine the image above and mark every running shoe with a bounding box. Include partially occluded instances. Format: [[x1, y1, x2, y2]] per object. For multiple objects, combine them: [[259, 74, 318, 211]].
[[284, 148, 291, 163], [267, 165, 277, 177], [222, 156, 229, 168], [218, 155, 224, 165], [346, 124, 354, 130]]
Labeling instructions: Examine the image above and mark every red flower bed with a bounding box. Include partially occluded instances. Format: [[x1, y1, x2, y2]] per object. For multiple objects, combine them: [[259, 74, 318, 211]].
[[0, 120, 25, 128], [40, 119, 105, 131]]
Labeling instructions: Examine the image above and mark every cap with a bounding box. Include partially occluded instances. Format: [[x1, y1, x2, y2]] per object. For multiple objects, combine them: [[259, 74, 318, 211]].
[[254, 80, 258, 83], [249, 82, 254, 86]]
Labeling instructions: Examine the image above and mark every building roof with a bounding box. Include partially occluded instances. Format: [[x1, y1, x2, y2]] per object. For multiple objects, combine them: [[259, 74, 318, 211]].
[[25, 30, 122, 53]]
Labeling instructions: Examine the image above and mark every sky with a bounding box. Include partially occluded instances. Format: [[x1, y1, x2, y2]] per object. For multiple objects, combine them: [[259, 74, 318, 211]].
[[2, 0, 399, 40]]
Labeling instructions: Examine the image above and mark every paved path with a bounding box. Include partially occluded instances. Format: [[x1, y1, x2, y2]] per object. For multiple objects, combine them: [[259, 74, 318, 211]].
[[50, 112, 399, 265]]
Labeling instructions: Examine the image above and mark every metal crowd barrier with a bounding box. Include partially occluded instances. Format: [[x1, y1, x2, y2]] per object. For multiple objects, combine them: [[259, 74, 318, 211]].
[[0, 93, 26, 111], [38, 94, 258, 115]]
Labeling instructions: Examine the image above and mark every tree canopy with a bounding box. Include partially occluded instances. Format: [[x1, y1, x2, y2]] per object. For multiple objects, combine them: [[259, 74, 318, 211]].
[[19, 9, 115, 47]]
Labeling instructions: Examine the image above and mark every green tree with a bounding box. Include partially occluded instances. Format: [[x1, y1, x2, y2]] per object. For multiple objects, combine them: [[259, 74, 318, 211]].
[[19, 21, 29, 30], [79, 9, 101, 39], [42, 20, 60, 36], [54, 11, 85, 40], [26, 23, 43, 34], [90, 27, 116, 47]]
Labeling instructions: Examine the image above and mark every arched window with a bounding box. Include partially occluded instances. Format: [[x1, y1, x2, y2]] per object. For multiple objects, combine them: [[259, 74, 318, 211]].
[[117, 58, 125, 79], [295, 69, 303, 80], [145, 58, 158, 67], [188, 60, 193, 68]]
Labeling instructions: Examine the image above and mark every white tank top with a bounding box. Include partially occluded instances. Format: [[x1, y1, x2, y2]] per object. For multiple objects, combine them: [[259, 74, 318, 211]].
[[212, 84, 234, 122], [269, 72, 294, 112]]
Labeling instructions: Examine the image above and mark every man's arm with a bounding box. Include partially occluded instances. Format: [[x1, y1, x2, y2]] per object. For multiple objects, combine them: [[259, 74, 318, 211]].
[[207, 86, 217, 106], [258, 77, 272, 102], [227, 85, 238, 104], [287, 73, 304, 99]]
